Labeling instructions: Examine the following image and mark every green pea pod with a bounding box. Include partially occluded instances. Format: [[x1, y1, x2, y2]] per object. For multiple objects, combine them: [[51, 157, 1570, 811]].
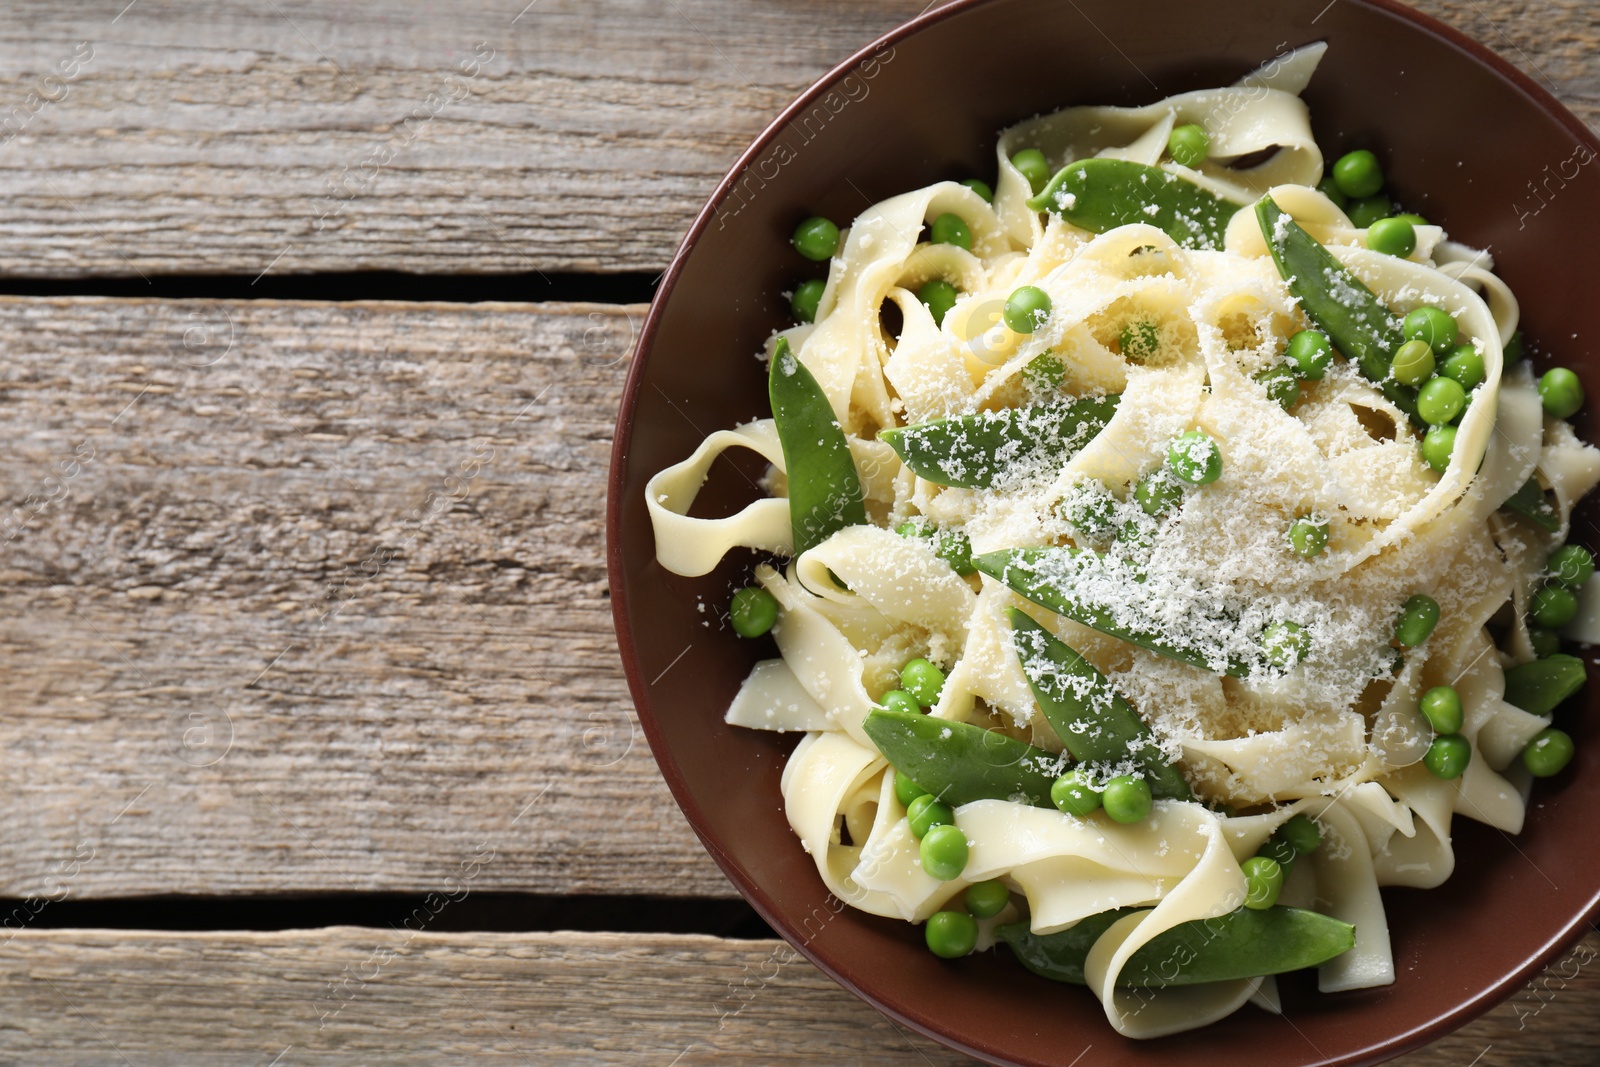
[[973, 547, 1253, 676], [879, 395, 1119, 490], [1026, 159, 1239, 251], [1008, 610, 1191, 800], [1503, 654, 1587, 716], [769, 337, 867, 555], [862, 707, 1064, 807], [995, 908, 1135, 985], [1500, 476, 1561, 533], [1254, 196, 1420, 424], [998, 905, 1355, 988]]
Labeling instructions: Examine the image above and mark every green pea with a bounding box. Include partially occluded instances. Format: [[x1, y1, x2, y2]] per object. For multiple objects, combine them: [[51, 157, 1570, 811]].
[[1528, 626, 1562, 659], [1391, 339, 1436, 387], [1366, 217, 1416, 258], [920, 822, 970, 881], [1421, 425, 1457, 473], [1394, 594, 1440, 648], [1119, 320, 1160, 361], [1332, 149, 1384, 199], [1392, 212, 1429, 226], [1530, 585, 1579, 629], [729, 586, 779, 637], [964, 879, 1011, 919], [1258, 836, 1298, 867], [929, 212, 972, 250], [1403, 307, 1459, 353], [790, 278, 825, 323], [1548, 545, 1596, 589], [879, 689, 921, 717], [1522, 727, 1575, 778], [1102, 775, 1153, 823], [1288, 517, 1328, 558], [1010, 148, 1051, 196], [1134, 467, 1185, 518], [1051, 770, 1103, 817], [1166, 430, 1222, 485], [1168, 123, 1210, 168], [960, 178, 994, 203], [1278, 814, 1322, 854], [1262, 621, 1310, 668], [1256, 364, 1300, 410], [924, 910, 978, 958], [936, 531, 976, 576], [1023, 351, 1066, 391], [1417, 376, 1466, 426], [792, 215, 840, 261], [917, 279, 958, 326], [1539, 367, 1585, 419], [1286, 329, 1334, 380], [1242, 855, 1284, 911], [1003, 285, 1053, 333], [1060, 483, 1119, 542], [1440, 344, 1484, 390], [906, 794, 954, 839], [1423, 733, 1471, 780], [896, 520, 975, 576], [1117, 519, 1154, 556], [1419, 685, 1464, 734], [894, 770, 930, 808], [1504, 330, 1525, 363], [1316, 176, 1348, 209], [900, 658, 947, 706], [1346, 195, 1392, 229]]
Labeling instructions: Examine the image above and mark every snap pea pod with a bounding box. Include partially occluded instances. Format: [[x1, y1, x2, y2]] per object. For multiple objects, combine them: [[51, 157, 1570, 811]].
[[879, 395, 1119, 490], [1007, 610, 1191, 800], [973, 547, 1253, 676], [1255, 196, 1420, 423], [769, 337, 867, 555], [862, 707, 1063, 807], [998, 904, 1356, 988], [995, 908, 1134, 985], [1503, 654, 1587, 716], [1500, 476, 1561, 533], [1026, 159, 1239, 251]]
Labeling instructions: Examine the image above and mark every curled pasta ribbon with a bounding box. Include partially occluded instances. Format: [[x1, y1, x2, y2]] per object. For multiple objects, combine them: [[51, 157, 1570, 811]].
[[995, 44, 1329, 247], [782, 731, 942, 918], [796, 182, 1007, 433], [1079, 804, 1258, 1038], [1306, 804, 1394, 992], [755, 565, 880, 748], [645, 419, 790, 577]]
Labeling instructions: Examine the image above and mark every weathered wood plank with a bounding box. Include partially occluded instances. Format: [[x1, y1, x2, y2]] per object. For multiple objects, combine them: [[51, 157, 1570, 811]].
[[1, 928, 1595, 1063], [0, 0, 1591, 277], [0, 297, 742, 898]]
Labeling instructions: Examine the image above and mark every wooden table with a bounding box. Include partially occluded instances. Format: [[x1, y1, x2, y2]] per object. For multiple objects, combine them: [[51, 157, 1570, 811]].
[[2, 1, 1596, 1062]]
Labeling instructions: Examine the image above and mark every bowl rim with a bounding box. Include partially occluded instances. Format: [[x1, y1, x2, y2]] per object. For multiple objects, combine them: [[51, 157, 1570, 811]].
[[606, 1, 1600, 1062]]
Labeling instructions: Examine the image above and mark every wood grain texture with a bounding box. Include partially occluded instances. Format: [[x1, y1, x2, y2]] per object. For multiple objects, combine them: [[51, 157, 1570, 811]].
[[0, 927, 1595, 1065], [0, 928, 966, 1064], [0, 297, 742, 898], [0, 0, 1589, 277]]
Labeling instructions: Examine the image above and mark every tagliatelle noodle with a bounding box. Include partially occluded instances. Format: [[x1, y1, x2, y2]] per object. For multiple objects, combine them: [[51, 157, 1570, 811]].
[[646, 44, 1600, 1037]]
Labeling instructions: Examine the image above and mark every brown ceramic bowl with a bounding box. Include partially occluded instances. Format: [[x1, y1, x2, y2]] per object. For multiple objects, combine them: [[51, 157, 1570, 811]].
[[608, 1, 1600, 1063]]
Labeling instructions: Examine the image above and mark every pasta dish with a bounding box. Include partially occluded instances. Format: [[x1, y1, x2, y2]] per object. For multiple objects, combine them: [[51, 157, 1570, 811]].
[[644, 44, 1597, 1037]]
